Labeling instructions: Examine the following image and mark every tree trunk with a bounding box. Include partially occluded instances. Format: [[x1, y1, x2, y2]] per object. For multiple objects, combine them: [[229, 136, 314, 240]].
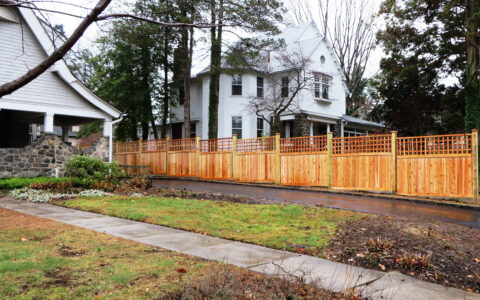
[[208, 0, 223, 139], [183, 26, 191, 138], [465, 0, 480, 132]]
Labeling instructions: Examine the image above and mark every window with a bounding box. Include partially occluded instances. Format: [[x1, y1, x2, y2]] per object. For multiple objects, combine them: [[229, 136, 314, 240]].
[[232, 116, 242, 138], [257, 77, 264, 98], [232, 75, 242, 95], [314, 73, 332, 100], [281, 77, 289, 98], [320, 55, 326, 64], [190, 123, 196, 138], [178, 87, 185, 105], [257, 118, 264, 137]]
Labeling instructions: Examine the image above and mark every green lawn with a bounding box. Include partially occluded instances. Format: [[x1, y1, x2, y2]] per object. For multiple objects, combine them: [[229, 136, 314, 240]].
[[0, 208, 219, 299], [59, 196, 363, 254]]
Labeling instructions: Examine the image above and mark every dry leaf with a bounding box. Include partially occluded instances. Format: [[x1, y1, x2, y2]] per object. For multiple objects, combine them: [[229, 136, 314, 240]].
[[378, 263, 386, 271]]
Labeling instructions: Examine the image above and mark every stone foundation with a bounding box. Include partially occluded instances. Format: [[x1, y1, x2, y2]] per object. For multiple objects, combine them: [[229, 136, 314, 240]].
[[0, 134, 109, 178]]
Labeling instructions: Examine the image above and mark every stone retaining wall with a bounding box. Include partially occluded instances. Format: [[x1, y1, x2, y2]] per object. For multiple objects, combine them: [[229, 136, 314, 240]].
[[0, 134, 109, 178]]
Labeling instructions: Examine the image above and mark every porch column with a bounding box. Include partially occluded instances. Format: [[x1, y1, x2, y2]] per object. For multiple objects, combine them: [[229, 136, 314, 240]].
[[340, 121, 344, 138], [285, 122, 291, 138], [44, 112, 54, 134], [309, 122, 313, 136], [327, 124, 331, 133], [103, 120, 113, 137]]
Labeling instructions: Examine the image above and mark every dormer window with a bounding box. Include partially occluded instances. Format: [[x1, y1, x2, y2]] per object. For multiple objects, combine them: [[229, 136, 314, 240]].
[[314, 73, 332, 100], [232, 75, 242, 95]]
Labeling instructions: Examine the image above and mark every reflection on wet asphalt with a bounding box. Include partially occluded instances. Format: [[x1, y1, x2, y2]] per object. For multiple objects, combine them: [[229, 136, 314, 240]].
[[153, 179, 480, 229]]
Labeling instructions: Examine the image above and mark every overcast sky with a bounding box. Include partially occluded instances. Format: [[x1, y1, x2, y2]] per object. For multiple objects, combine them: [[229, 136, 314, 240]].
[[34, 0, 384, 77]]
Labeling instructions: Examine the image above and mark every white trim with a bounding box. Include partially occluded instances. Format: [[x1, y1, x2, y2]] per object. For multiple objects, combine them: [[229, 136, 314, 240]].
[[0, 101, 109, 119], [16, 7, 121, 119]]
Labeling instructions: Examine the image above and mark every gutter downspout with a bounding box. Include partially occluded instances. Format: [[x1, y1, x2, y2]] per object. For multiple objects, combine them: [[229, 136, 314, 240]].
[[109, 114, 126, 163]]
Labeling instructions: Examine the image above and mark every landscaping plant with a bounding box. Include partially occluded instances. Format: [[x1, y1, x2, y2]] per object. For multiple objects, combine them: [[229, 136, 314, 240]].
[[65, 156, 123, 189]]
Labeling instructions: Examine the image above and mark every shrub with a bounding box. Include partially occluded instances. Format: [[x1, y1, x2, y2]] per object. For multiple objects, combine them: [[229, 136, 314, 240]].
[[65, 156, 124, 189], [128, 177, 152, 190], [0, 177, 70, 190], [30, 180, 73, 192]]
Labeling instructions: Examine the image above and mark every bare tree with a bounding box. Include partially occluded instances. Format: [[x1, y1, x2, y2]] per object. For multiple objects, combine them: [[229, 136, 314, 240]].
[[284, 0, 377, 117], [0, 0, 241, 99], [248, 51, 313, 135]]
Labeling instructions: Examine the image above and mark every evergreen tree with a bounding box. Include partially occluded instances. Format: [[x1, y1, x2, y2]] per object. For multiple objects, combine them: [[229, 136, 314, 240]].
[[373, 0, 471, 135]]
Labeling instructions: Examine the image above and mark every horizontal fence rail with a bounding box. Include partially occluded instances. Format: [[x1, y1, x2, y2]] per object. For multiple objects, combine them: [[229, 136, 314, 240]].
[[114, 130, 479, 204]]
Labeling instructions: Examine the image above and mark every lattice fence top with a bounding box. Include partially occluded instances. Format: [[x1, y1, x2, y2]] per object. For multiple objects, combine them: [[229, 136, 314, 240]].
[[116, 141, 139, 153], [280, 136, 328, 153], [200, 137, 233, 152], [168, 138, 197, 152], [142, 139, 166, 152], [332, 135, 392, 155], [397, 134, 472, 156], [236, 136, 275, 153]]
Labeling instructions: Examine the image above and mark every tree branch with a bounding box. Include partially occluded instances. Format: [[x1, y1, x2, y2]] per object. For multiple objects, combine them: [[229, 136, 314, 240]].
[[0, 0, 111, 98]]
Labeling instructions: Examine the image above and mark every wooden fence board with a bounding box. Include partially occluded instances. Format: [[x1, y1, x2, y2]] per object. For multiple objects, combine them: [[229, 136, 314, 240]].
[[167, 152, 196, 177], [280, 153, 328, 186], [331, 154, 392, 191], [141, 151, 166, 175], [116, 153, 138, 166], [199, 152, 233, 180], [397, 156, 473, 198], [235, 153, 275, 183]]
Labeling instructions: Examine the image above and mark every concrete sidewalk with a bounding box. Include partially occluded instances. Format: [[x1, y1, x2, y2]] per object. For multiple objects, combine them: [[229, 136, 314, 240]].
[[0, 197, 478, 300]]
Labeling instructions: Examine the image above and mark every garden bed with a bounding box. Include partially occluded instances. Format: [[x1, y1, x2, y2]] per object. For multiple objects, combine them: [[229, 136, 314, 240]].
[[0, 208, 350, 299]]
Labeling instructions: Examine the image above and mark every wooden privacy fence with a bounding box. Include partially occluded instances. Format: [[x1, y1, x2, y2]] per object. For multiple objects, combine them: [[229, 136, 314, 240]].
[[114, 130, 479, 204]]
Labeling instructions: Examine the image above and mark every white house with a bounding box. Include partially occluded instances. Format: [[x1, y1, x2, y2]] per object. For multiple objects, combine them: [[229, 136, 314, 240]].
[[0, 5, 121, 157], [171, 21, 383, 140]]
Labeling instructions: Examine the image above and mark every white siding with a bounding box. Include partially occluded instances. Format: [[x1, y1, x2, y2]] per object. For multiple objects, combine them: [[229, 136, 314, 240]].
[[0, 12, 101, 117]]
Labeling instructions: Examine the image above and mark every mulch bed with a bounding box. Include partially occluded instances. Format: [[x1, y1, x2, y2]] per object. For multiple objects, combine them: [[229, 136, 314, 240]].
[[324, 215, 480, 293]]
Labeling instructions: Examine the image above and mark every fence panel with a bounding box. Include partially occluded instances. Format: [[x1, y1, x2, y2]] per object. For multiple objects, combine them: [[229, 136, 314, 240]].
[[140, 139, 166, 175], [331, 135, 392, 191], [113, 131, 478, 202], [280, 136, 328, 186], [235, 137, 276, 183], [396, 134, 473, 198], [199, 138, 233, 180], [167, 138, 197, 177]]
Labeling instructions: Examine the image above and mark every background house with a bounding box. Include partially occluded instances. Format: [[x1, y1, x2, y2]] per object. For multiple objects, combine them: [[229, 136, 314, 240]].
[[170, 22, 383, 140]]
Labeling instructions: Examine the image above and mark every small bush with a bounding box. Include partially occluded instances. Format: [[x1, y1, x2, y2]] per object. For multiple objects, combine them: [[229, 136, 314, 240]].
[[128, 177, 152, 190], [65, 156, 123, 189], [30, 180, 73, 192], [0, 177, 70, 190]]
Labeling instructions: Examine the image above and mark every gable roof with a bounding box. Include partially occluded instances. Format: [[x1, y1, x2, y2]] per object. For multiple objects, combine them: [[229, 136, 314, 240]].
[[195, 21, 350, 93], [14, 6, 121, 119]]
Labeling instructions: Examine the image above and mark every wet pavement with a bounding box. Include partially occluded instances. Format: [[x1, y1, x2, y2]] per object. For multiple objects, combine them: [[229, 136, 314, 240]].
[[153, 179, 480, 229]]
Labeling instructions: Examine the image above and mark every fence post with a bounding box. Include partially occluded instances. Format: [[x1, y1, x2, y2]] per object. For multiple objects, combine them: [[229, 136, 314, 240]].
[[232, 134, 237, 181], [138, 139, 142, 165], [327, 132, 333, 189], [196, 135, 200, 178], [275, 133, 280, 185], [391, 131, 397, 194], [472, 129, 478, 205], [165, 136, 170, 177]]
